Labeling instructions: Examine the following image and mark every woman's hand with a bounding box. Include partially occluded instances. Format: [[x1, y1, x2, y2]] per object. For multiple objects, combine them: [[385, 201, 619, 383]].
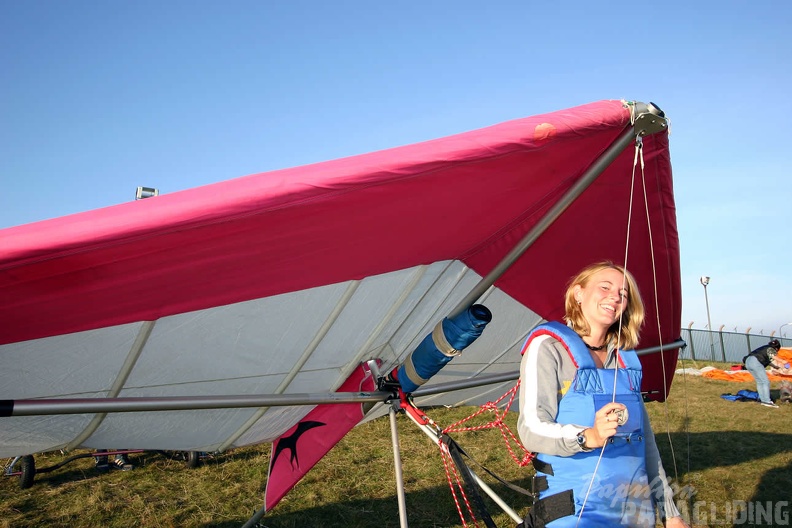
[[664, 515, 690, 527], [584, 402, 626, 448]]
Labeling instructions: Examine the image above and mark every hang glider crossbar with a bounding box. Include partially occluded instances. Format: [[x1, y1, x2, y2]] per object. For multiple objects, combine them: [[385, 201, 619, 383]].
[[0, 339, 684, 417]]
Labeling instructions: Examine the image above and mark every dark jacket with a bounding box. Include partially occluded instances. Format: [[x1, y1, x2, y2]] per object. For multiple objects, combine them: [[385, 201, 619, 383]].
[[743, 345, 777, 367]]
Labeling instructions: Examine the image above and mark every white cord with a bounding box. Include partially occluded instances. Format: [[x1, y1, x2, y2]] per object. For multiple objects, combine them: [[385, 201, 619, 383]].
[[637, 132, 685, 490], [575, 136, 641, 526]]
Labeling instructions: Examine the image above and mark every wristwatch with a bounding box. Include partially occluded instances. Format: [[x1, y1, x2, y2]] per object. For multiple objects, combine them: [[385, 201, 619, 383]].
[[576, 430, 592, 452]]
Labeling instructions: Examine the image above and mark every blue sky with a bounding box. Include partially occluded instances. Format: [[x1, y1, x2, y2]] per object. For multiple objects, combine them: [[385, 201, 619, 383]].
[[2, 1, 791, 337]]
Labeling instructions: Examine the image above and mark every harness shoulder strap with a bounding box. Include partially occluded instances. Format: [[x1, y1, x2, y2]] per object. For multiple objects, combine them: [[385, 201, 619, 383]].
[[523, 321, 596, 369], [618, 348, 642, 370]]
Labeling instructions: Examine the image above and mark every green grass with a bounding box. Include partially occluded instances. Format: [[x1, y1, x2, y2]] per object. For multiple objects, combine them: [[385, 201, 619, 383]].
[[2, 360, 791, 528]]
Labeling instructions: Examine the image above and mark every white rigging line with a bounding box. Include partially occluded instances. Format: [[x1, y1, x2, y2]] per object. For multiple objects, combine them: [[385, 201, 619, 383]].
[[575, 134, 643, 526], [577, 134, 687, 526], [637, 134, 691, 515], [636, 135, 689, 491]]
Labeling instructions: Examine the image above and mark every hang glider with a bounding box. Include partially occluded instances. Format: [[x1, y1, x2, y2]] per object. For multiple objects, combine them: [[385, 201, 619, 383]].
[[0, 100, 681, 476]]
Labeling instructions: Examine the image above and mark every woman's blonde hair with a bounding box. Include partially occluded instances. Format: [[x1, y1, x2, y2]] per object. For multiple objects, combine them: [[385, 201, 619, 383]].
[[563, 261, 645, 350]]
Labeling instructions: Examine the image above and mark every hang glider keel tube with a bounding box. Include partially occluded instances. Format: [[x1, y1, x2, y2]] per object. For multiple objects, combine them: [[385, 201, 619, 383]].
[[0, 339, 684, 417]]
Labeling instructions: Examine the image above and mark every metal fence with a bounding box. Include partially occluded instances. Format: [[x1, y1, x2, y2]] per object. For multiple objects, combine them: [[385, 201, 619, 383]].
[[679, 328, 792, 364]]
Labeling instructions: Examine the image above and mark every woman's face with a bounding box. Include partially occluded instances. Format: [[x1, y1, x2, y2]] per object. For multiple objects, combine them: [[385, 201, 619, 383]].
[[574, 267, 628, 330]]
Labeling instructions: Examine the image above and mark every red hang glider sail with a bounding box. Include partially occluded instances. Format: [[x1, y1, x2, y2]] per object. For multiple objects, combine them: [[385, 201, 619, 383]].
[[264, 361, 378, 512], [0, 99, 680, 462]]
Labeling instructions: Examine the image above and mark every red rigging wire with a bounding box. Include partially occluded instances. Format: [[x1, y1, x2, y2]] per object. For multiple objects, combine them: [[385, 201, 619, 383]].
[[399, 385, 532, 527]]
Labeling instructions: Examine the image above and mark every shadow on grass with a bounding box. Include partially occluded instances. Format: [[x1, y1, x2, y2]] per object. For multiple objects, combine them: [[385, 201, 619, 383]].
[[201, 430, 792, 528], [199, 480, 533, 528], [750, 458, 792, 504], [658, 431, 792, 472], [9, 448, 243, 491], [658, 430, 792, 505]]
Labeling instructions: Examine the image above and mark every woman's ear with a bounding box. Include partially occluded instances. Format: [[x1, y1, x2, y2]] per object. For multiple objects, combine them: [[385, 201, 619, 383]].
[[573, 284, 582, 304]]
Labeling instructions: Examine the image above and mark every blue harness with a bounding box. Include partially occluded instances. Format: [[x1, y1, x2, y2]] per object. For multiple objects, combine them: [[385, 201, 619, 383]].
[[525, 322, 655, 527]]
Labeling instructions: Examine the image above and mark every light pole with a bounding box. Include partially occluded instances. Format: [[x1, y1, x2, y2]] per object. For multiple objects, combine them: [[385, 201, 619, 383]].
[[700, 276, 717, 360], [781, 322, 792, 338]]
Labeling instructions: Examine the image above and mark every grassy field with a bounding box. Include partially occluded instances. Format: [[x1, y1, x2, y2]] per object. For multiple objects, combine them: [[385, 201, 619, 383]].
[[2, 359, 790, 528]]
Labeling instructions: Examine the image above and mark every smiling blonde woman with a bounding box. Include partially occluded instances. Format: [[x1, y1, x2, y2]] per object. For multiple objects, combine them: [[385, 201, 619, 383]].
[[516, 262, 689, 528]]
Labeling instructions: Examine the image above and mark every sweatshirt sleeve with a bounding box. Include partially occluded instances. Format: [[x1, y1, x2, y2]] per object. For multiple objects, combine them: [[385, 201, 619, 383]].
[[642, 404, 682, 520], [517, 334, 588, 456]]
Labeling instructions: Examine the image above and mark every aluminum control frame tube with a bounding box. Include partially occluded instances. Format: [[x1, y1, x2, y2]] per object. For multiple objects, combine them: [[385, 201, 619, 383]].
[[389, 405, 409, 528], [1, 391, 391, 417], [401, 405, 523, 524]]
